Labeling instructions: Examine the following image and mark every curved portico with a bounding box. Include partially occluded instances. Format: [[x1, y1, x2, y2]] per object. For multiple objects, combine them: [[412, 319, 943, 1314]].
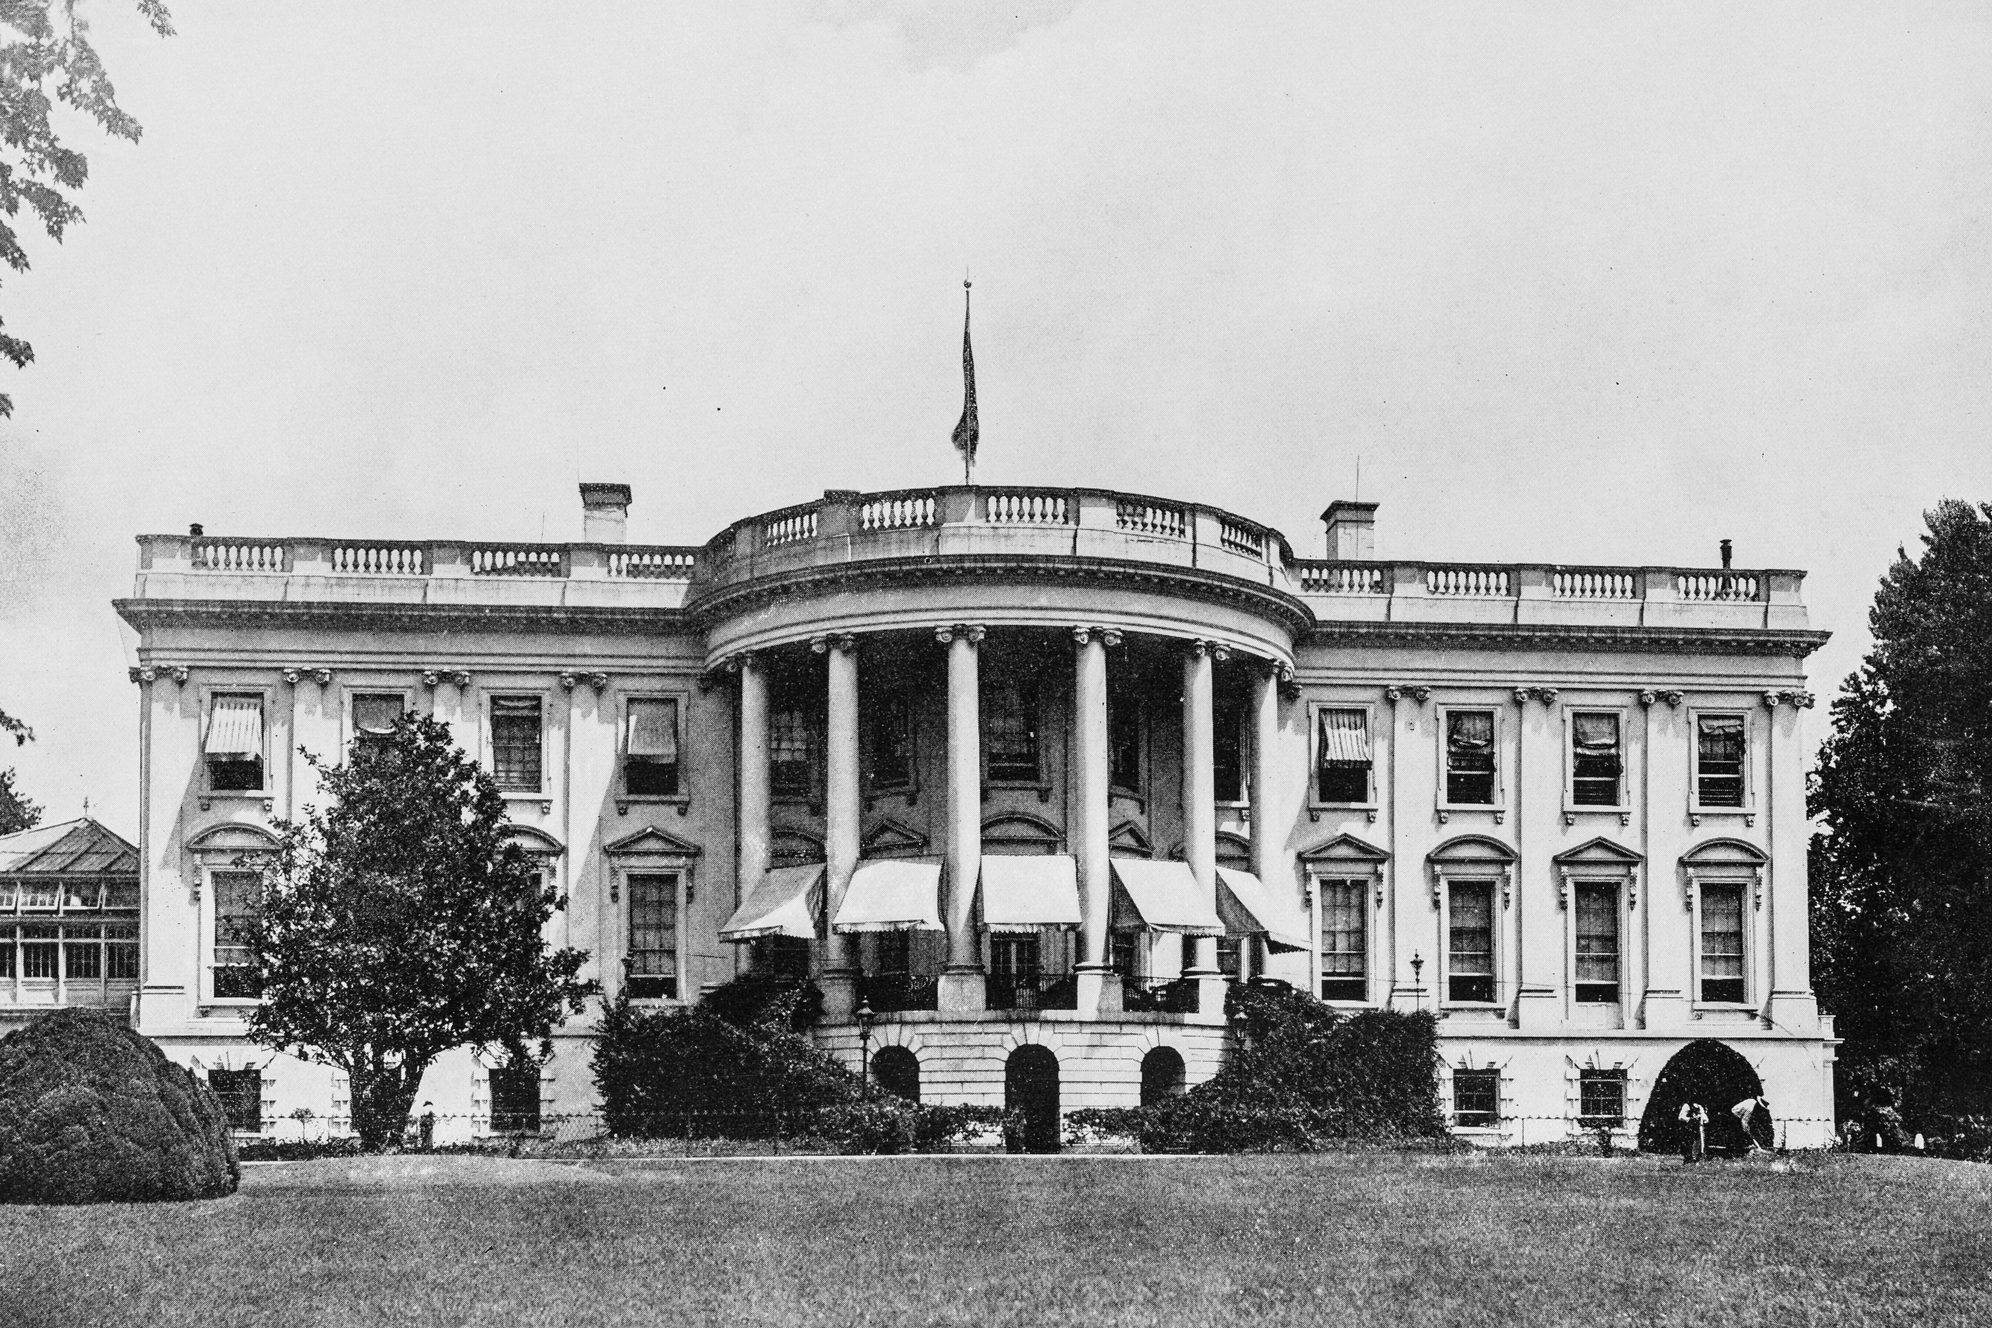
[[703, 486, 1308, 1027]]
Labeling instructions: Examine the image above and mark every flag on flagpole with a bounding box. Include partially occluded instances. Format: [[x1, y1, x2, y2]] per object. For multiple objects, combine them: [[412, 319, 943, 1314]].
[[951, 280, 978, 482]]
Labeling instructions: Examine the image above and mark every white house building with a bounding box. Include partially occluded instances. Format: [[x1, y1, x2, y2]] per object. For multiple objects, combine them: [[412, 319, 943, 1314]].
[[114, 481, 1837, 1147]]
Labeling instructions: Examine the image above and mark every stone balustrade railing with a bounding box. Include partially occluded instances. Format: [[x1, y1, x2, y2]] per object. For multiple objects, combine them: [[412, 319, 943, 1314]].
[[143, 538, 705, 582], [1294, 561, 1802, 607]]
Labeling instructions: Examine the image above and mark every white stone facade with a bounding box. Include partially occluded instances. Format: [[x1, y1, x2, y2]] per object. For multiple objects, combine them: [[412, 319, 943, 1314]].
[[115, 484, 1836, 1147]]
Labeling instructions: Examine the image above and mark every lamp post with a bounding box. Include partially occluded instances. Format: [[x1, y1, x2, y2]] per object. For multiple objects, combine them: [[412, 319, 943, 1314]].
[[1410, 952, 1425, 1013], [856, 998, 875, 1098]]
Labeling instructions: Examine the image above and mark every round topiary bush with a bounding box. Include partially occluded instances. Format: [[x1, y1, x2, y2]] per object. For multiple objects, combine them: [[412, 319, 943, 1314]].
[[0, 1010, 240, 1204]]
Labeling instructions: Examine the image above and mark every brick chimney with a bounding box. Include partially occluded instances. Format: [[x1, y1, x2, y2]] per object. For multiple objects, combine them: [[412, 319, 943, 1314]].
[[1320, 501, 1378, 560], [580, 483, 632, 544]]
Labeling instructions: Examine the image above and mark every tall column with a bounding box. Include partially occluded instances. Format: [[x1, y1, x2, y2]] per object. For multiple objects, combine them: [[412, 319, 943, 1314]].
[[818, 635, 861, 1020], [1072, 625, 1121, 1014], [938, 624, 987, 1013], [735, 653, 770, 926], [1182, 641, 1226, 1007], [1249, 661, 1283, 882]]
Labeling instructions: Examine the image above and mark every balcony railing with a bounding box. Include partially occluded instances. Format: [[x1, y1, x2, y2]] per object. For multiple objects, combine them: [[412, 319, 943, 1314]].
[[1120, 977, 1200, 1014], [861, 971, 938, 1014], [985, 971, 1078, 1012]]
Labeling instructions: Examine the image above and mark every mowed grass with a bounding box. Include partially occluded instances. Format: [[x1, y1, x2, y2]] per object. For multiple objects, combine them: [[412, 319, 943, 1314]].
[[3, 1151, 1989, 1328]]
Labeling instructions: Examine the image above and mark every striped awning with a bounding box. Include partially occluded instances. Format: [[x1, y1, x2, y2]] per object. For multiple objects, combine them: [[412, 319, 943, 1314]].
[[979, 854, 1082, 933], [1108, 858, 1223, 936], [831, 859, 944, 934], [204, 695, 264, 759], [1318, 709, 1370, 763], [1215, 867, 1311, 951], [718, 865, 823, 941]]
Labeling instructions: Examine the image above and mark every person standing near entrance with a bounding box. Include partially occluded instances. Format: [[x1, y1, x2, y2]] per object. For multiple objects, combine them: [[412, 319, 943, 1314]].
[[1732, 1095, 1768, 1154], [1678, 1100, 1708, 1163]]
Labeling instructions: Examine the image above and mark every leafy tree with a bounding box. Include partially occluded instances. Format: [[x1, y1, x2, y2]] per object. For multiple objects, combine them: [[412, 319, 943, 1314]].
[[0, 766, 39, 834], [0, 1, 175, 417], [241, 713, 594, 1150], [0, 706, 36, 835], [1811, 498, 1992, 1117]]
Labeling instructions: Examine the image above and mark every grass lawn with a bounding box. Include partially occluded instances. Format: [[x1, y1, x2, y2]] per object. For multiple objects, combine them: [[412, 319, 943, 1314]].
[[2, 1151, 1988, 1327]]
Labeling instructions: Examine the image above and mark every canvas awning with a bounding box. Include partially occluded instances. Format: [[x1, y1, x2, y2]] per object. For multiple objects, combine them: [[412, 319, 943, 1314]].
[[979, 854, 1082, 933], [1317, 708, 1371, 762], [204, 695, 264, 759], [626, 697, 679, 761], [1108, 858, 1224, 936], [1215, 867, 1311, 951], [831, 859, 944, 934], [718, 864, 823, 941]]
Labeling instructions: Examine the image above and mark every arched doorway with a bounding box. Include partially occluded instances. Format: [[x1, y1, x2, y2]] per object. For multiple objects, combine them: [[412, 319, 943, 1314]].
[[1638, 1040, 1773, 1155], [1005, 1045, 1060, 1153], [1140, 1046, 1186, 1107], [872, 1046, 920, 1103]]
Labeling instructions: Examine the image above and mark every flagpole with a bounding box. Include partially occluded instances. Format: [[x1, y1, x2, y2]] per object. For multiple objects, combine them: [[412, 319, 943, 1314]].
[[952, 277, 979, 488]]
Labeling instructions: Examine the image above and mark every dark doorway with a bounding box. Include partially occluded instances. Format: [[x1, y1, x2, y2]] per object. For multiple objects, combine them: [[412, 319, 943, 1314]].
[[1005, 1045, 1061, 1153], [872, 1046, 920, 1103], [1638, 1039, 1773, 1155], [1140, 1046, 1186, 1107]]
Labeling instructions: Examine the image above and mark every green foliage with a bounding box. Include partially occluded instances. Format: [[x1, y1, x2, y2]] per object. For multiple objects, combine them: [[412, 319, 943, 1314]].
[[1083, 983, 1445, 1153], [697, 968, 823, 1033], [1811, 499, 1992, 1119], [0, 2, 174, 417], [0, 704, 28, 744], [0, 765, 38, 835], [242, 712, 594, 1150], [0, 1009, 237, 1203]]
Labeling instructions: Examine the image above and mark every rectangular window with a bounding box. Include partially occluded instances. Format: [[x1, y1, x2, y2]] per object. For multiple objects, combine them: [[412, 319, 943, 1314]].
[[63, 925, 103, 981], [212, 869, 261, 998], [751, 935, 812, 979], [1109, 930, 1140, 979], [1109, 692, 1142, 793], [489, 1066, 542, 1135], [1453, 1069, 1500, 1127], [769, 703, 816, 799], [1447, 881, 1495, 1003], [1318, 878, 1367, 1001], [19, 881, 58, 910], [1315, 708, 1372, 803], [865, 693, 914, 794], [624, 697, 681, 797], [1579, 1069, 1627, 1126], [984, 679, 1040, 784], [1696, 715, 1746, 808], [0, 929, 12, 979], [1216, 934, 1243, 979], [1700, 883, 1746, 1003], [204, 693, 266, 792], [626, 873, 678, 1000], [1574, 882, 1620, 1003], [988, 933, 1041, 1007], [490, 696, 543, 792], [209, 1069, 262, 1133], [105, 922, 139, 981], [19, 924, 56, 978], [1570, 712, 1622, 807], [352, 693, 404, 750], [1212, 689, 1245, 803], [1445, 710, 1497, 805]]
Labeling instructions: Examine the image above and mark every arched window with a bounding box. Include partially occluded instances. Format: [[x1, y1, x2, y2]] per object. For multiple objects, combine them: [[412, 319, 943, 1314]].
[[1140, 1046, 1186, 1107], [872, 1046, 920, 1103], [1004, 1045, 1060, 1153]]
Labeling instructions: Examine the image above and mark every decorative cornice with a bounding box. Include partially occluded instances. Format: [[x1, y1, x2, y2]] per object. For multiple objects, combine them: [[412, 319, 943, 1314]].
[[114, 597, 691, 638], [1305, 619, 1830, 659]]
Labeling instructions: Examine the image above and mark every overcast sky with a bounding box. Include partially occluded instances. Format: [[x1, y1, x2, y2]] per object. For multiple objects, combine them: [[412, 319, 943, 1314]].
[[1, 1, 1988, 833]]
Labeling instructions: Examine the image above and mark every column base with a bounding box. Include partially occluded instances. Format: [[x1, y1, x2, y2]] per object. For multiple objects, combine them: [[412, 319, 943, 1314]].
[[1388, 985, 1430, 1014], [1514, 985, 1559, 1031], [818, 969, 859, 1022], [1183, 969, 1231, 1017], [938, 966, 987, 1014], [1074, 964, 1123, 1017]]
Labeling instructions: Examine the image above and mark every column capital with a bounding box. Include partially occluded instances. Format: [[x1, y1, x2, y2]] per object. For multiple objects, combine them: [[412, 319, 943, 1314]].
[[810, 633, 859, 654], [559, 671, 610, 691], [935, 623, 985, 645], [1186, 638, 1230, 661], [1069, 625, 1123, 647]]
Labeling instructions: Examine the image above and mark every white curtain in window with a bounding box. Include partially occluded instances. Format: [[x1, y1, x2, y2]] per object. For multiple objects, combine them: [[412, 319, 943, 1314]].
[[626, 698, 679, 761], [1572, 713, 1619, 754], [204, 695, 264, 758], [1317, 709, 1371, 762]]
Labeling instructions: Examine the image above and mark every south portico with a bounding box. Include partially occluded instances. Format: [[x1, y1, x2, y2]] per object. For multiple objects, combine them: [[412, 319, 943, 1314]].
[[711, 614, 1303, 1030]]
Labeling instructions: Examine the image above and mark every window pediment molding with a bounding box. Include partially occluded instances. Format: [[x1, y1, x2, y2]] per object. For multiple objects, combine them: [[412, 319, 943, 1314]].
[[1680, 837, 1768, 870], [502, 824, 567, 856], [862, 818, 929, 857], [186, 823, 279, 858], [604, 827, 701, 858], [1108, 819, 1153, 858], [1299, 832, 1389, 866], [1427, 834, 1517, 866], [1551, 836, 1642, 869]]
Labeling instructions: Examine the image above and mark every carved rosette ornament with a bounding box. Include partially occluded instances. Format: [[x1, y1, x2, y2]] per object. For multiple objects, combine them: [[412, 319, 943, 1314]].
[[1637, 690, 1657, 707], [1384, 687, 1403, 705]]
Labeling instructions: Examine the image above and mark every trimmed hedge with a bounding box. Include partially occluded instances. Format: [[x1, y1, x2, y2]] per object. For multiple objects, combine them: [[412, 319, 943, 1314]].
[[0, 1010, 240, 1204], [1071, 982, 1445, 1153]]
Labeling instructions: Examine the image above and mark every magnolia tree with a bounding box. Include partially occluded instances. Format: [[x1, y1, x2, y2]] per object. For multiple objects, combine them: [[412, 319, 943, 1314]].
[[241, 714, 594, 1149]]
